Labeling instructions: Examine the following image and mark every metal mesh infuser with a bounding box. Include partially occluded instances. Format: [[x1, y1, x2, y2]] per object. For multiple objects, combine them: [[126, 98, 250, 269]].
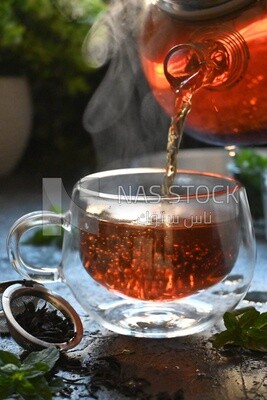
[[0, 280, 83, 350], [0, 280, 39, 334]]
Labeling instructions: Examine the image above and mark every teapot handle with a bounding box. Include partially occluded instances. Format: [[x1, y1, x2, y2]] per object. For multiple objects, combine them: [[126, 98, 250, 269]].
[[7, 211, 67, 282]]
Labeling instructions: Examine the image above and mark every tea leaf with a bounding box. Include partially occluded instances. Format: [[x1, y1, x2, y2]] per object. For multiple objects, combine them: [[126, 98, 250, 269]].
[[16, 301, 75, 343], [212, 307, 267, 352]]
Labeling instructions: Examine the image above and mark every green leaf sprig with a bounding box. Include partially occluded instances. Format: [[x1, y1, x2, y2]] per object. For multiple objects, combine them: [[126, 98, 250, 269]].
[[212, 307, 267, 352], [22, 205, 63, 248], [234, 148, 267, 173], [0, 347, 64, 400], [232, 148, 267, 219]]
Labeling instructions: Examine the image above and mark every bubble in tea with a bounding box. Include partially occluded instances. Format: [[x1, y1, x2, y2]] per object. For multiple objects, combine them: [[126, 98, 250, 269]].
[[80, 215, 239, 301]]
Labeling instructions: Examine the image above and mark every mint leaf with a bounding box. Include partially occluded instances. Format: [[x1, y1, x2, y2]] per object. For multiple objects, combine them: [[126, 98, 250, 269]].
[[0, 379, 14, 400], [0, 350, 21, 367], [14, 377, 37, 396], [234, 148, 267, 172], [19, 363, 50, 379], [22, 226, 63, 247], [212, 307, 267, 352], [0, 364, 19, 374], [23, 347, 60, 370], [237, 307, 260, 329], [22, 206, 63, 247], [212, 329, 236, 349], [223, 311, 239, 331], [30, 376, 59, 400], [251, 311, 267, 329], [232, 148, 267, 220], [0, 347, 63, 400]]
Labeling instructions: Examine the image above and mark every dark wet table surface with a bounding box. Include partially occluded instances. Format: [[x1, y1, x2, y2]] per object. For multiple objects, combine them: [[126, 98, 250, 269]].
[[1, 172, 267, 400]]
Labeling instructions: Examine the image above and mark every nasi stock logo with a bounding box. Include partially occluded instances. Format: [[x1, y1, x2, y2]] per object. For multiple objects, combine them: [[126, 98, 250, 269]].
[[40, 178, 239, 236], [117, 184, 239, 205], [41, 178, 67, 236], [41, 177, 108, 236], [136, 210, 213, 228], [41, 178, 239, 214], [42, 178, 67, 214]]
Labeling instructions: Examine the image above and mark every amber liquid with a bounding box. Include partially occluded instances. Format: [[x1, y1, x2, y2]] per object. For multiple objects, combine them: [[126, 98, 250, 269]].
[[162, 95, 191, 195], [140, 4, 267, 146], [161, 35, 222, 194], [80, 217, 239, 301]]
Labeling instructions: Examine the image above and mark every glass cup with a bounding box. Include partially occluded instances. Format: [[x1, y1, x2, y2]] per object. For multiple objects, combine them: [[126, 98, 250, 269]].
[[7, 168, 256, 338]]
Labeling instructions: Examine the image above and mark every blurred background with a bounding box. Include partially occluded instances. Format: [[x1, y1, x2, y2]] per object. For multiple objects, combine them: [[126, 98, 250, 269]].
[[0, 0, 208, 185], [0, 0, 107, 183]]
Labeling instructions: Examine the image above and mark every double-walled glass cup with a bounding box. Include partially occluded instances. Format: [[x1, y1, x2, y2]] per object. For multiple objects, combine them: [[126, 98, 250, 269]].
[[7, 168, 256, 338]]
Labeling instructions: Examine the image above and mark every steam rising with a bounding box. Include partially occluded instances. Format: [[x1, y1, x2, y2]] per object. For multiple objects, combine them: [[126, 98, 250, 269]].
[[82, 0, 169, 170], [83, 0, 144, 68]]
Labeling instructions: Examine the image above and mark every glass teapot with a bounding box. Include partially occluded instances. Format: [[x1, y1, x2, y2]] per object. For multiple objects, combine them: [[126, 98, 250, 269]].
[[139, 0, 267, 146]]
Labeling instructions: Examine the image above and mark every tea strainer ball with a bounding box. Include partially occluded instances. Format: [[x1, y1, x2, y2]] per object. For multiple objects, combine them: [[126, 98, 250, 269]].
[[0, 280, 83, 350], [0, 280, 39, 334]]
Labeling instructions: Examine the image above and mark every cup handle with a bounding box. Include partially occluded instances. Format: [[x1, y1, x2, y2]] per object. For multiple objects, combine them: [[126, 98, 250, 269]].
[[7, 211, 67, 282]]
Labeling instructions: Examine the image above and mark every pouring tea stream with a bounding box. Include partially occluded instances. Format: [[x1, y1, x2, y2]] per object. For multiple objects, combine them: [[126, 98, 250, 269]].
[[161, 38, 243, 193], [140, 0, 267, 149]]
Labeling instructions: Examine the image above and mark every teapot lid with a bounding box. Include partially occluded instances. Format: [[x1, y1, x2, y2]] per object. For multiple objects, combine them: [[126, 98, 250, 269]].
[[157, 0, 255, 19]]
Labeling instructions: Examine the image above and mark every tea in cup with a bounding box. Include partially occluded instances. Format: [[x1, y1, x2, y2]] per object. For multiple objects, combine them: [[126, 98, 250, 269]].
[[7, 169, 256, 338]]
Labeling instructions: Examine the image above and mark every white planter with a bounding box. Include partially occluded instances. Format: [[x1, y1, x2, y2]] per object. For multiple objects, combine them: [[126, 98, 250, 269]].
[[0, 77, 32, 175]]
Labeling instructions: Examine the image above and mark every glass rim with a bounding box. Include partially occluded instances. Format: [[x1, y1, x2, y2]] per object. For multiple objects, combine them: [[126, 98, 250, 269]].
[[76, 168, 241, 201]]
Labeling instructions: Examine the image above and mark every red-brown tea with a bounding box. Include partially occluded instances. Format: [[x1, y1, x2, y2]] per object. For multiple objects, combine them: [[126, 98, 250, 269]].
[[80, 216, 239, 301]]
